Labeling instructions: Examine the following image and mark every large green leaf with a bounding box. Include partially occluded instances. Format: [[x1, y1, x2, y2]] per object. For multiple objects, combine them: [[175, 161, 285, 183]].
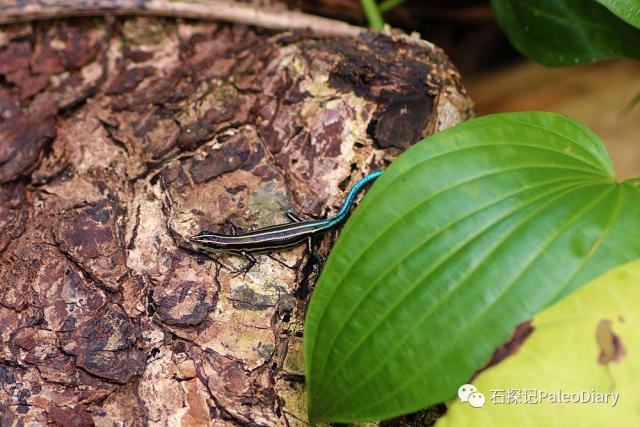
[[438, 260, 640, 426], [491, 0, 640, 65], [304, 112, 640, 423], [595, 0, 640, 28]]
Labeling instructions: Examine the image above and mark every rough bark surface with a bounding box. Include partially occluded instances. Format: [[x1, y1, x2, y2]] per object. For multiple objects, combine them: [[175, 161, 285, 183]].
[[0, 13, 472, 426]]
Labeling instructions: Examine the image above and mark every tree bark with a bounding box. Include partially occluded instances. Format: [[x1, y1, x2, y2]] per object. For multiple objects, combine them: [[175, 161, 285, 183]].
[[0, 3, 473, 425]]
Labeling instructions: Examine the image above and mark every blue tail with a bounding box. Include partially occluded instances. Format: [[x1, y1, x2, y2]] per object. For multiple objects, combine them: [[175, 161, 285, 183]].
[[324, 170, 383, 228]]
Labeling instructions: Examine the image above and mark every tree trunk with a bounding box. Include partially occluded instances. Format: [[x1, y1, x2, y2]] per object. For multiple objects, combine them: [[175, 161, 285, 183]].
[[0, 2, 473, 425]]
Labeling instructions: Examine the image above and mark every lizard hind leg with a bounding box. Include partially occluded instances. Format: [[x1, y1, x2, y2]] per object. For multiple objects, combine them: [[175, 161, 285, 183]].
[[200, 247, 254, 276], [205, 250, 237, 273], [306, 236, 325, 264], [231, 251, 257, 278]]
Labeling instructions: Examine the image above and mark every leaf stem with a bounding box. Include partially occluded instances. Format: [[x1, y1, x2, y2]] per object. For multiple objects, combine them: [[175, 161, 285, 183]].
[[360, 0, 385, 29]]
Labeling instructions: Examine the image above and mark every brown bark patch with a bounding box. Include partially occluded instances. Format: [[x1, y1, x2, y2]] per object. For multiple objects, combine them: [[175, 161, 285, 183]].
[[48, 404, 96, 427], [0, 98, 56, 183], [327, 33, 438, 149], [54, 200, 128, 292], [0, 182, 28, 252], [106, 65, 156, 95], [60, 305, 146, 384]]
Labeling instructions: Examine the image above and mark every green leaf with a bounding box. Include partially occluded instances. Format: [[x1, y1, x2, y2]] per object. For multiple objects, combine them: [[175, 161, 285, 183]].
[[304, 112, 640, 423], [595, 0, 640, 28], [491, 0, 640, 65], [437, 260, 640, 426]]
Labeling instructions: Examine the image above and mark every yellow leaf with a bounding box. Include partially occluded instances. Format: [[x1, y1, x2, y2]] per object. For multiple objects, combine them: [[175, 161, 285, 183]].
[[438, 260, 640, 426]]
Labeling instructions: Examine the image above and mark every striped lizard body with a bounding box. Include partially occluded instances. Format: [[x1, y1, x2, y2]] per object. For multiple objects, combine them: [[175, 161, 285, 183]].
[[190, 170, 382, 258]]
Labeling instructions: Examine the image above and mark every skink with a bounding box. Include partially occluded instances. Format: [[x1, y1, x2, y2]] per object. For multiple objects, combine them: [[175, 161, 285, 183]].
[[190, 170, 382, 268]]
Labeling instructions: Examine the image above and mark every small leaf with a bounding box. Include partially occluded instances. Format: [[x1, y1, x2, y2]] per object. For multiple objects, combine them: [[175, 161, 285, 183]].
[[595, 0, 640, 28], [437, 260, 640, 426], [491, 0, 640, 65], [304, 112, 640, 423]]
